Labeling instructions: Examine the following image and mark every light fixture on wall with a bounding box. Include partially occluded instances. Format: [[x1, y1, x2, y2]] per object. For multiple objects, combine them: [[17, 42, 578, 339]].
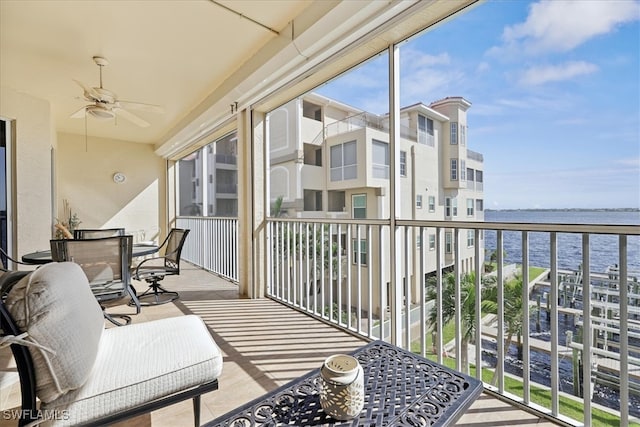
[[113, 172, 126, 184]]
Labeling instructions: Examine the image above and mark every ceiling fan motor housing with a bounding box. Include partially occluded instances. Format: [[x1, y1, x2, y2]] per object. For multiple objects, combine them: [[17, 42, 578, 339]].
[[91, 87, 116, 104], [86, 104, 115, 120]]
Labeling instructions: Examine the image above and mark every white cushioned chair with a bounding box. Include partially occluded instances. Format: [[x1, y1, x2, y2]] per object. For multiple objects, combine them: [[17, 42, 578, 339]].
[[0, 262, 222, 426]]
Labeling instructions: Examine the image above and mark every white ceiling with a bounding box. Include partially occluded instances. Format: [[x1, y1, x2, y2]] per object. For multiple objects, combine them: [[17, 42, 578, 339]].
[[0, 0, 312, 145]]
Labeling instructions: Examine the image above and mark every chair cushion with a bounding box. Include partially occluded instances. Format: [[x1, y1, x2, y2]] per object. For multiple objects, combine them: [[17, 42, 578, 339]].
[[4, 262, 105, 403], [41, 315, 223, 425]]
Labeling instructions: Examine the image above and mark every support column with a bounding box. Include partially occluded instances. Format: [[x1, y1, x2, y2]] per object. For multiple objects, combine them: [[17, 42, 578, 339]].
[[388, 43, 401, 346], [237, 108, 267, 298]]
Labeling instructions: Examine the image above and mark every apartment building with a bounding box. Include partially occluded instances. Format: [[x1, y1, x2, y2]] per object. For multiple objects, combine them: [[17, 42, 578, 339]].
[[177, 132, 239, 217], [268, 93, 485, 313]]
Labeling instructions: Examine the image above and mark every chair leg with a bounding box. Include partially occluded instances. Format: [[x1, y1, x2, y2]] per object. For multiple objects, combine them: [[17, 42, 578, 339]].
[[103, 311, 131, 326], [127, 284, 141, 314], [193, 395, 201, 427], [133, 277, 179, 306]]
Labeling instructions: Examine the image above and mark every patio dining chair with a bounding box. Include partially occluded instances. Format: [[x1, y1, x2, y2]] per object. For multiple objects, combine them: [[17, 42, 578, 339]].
[[131, 228, 189, 306], [74, 227, 126, 239], [50, 235, 141, 326]]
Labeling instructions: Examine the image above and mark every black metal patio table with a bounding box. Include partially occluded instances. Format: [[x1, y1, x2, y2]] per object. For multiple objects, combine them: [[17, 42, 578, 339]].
[[206, 340, 483, 427]]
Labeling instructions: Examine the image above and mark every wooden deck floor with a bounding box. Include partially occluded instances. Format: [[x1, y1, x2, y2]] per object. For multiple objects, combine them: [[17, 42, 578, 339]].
[[0, 264, 558, 426]]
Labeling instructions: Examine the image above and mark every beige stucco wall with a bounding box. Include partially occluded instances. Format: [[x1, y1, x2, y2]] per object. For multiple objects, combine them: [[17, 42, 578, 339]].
[[0, 86, 55, 257], [57, 132, 166, 243]]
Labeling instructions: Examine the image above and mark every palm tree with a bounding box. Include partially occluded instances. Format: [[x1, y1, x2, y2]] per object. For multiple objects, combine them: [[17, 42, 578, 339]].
[[425, 271, 496, 372], [483, 273, 534, 385]]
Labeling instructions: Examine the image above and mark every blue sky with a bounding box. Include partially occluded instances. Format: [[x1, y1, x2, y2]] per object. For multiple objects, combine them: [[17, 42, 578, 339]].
[[316, 0, 640, 210]]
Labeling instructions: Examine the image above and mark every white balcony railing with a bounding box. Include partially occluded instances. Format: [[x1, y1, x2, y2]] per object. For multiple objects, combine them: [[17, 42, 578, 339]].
[[177, 216, 238, 282], [179, 215, 640, 426]]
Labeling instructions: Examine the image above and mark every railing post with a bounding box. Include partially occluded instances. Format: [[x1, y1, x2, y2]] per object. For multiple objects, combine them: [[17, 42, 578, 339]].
[[618, 235, 628, 427], [550, 232, 559, 416], [388, 43, 402, 346]]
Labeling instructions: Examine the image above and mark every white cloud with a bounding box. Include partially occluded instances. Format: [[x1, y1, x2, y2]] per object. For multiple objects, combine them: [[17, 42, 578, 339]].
[[614, 157, 640, 167], [399, 49, 464, 105], [476, 62, 490, 73], [519, 61, 598, 85], [495, 0, 640, 55], [402, 51, 451, 69]]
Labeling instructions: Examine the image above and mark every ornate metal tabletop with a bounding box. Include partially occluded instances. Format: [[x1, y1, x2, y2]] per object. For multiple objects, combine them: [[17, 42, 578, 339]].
[[206, 340, 483, 426]]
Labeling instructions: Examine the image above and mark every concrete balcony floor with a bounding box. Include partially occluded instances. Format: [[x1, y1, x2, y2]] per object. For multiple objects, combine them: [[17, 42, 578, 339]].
[[0, 264, 559, 426]]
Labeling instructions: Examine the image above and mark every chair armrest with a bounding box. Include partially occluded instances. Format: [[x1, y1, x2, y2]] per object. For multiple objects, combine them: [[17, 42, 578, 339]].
[[133, 256, 168, 279]]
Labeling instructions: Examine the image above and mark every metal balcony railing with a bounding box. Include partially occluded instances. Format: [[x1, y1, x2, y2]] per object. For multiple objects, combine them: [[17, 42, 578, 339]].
[[178, 215, 640, 426]]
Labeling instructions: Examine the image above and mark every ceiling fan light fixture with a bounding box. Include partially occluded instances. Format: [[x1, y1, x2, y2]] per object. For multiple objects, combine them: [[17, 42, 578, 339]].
[[86, 104, 115, 120]]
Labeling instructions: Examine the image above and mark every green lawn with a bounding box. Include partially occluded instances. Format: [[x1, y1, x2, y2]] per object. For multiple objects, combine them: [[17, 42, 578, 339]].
[[420, 356, 637, 427]]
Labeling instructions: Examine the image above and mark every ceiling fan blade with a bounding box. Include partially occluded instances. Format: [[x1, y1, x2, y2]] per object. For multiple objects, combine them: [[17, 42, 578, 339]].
[[117, 100, 164, 114], [73, 79, 99, 100], [113, 107, 150, 128], [70, 106, 87, 119]]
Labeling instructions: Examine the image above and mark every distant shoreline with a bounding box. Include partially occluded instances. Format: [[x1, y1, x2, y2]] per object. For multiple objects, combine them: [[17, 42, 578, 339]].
[[486, 208, 640, 213]]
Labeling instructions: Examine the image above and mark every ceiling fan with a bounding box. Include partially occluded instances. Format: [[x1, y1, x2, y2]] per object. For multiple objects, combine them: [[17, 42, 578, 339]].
[[70, 56, 163, 128]]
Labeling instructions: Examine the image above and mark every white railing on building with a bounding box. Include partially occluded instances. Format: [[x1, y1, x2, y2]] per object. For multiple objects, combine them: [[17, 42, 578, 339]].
[[176, 216, 238, 282]]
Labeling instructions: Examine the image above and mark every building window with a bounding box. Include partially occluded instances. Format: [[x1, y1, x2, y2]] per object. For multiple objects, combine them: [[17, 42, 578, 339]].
[[330, 141, 357, 181], [428, 195, 435, 212], [467, 167, 474, 182], [416, 234, 421, 249], [450, 122, 458, 145], [400, 151, 407, 177], [453, 198, 458, 216], [476, 199, 484, 212], [445, 197, 451, 217], [328, 191, 346, 212], [467, 198, 474, 216], [476, 170, 483, 183], [460, 125, 466, 146], [352, 194, 366, 219], [460, 160, 466, 181], [352, 239, 367, 265], [304, 190, 323, 211], [429, 234, 436, 251], [450, 159, 458, 181], [416, 194, 422, 209], [445, 232, 452, 254], [372, 139, 389, 179], [418, 115, 434, 146], [467, 230, 474, 247]]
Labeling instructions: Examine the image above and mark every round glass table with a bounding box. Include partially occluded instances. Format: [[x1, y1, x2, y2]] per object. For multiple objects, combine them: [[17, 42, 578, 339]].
[[22, 243, 159, 265]]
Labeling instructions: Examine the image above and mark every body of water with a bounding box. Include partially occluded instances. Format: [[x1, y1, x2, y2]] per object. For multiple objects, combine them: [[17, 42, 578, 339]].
[[483, 210, 640, 273], [480, 209, 640, 417]]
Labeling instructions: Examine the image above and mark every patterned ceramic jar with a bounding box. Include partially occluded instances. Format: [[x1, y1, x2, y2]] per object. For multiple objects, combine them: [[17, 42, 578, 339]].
[[319, 354, 365, 420]]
